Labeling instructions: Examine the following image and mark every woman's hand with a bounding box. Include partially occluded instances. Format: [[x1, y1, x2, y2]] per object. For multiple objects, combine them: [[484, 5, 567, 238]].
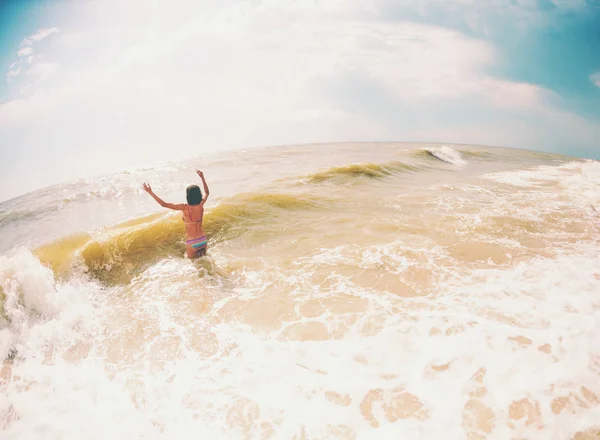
[[141, 183, 180, 209], [196, 170, 204, 178]]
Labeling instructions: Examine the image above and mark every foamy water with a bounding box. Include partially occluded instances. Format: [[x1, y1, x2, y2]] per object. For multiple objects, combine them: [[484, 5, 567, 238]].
[[1, 143, 600, 439]]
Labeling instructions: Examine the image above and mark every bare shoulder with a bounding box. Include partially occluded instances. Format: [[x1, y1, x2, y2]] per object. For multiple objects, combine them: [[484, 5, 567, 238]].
[[165, 202, 187, 211]]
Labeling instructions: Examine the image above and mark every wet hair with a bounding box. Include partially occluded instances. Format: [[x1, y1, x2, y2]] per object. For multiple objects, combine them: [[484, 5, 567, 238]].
[[186, 184, 203, 205]]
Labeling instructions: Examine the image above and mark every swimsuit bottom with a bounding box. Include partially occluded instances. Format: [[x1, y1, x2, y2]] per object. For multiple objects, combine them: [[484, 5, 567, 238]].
[[186, 235, 208, 250]]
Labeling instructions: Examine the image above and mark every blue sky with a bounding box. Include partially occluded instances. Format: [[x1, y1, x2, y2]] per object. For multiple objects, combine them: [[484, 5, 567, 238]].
[[0, 0, 599, 201]]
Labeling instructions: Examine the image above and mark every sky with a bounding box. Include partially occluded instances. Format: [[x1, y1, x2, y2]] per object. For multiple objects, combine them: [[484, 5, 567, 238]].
[[0, 0, 599, 202]]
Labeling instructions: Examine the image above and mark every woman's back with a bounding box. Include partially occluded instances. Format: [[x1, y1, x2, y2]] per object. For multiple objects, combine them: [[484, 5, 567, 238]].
[[183, 204, 205, 239]]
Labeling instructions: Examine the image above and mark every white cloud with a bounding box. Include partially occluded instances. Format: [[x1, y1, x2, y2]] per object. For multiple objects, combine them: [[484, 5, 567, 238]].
[[0, 3, 548, 125], [17, 47, 33, 57], [26, 63, 59, 82], [21, 27, 60, 46], [591, 72, 600, 88], [5, 66, 22, 81], [478, 79, 548, 109], [6, 67, 21, 77], [4, 27, 60, 85]]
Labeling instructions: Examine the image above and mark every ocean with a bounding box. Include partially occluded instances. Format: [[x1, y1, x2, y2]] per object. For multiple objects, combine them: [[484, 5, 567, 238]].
[[1, 142, 599, 439]]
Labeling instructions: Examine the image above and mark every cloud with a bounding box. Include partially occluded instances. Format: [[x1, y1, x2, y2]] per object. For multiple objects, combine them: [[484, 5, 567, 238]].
[[0, 7, 541, 118], [6, 67, 21, 81], [4, 27, 61, 86], [21, 27, 60, 46], [26, 63, 59, 82], [17, 47, 33, 57], [6, 61, 22, 80], [591, 72, 600, 88], [1, 4, 552, 144]]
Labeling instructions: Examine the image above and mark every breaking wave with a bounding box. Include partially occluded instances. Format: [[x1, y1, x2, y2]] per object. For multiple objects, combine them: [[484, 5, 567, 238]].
[[32, 192, 330, 284], [419, 146, 467, 166]]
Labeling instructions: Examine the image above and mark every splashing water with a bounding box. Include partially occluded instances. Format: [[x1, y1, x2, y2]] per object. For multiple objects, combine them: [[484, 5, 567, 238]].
[[424, 146, 468, 166]]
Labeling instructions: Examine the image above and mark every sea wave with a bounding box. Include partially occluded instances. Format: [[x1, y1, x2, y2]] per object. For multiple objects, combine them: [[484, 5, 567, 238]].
[[32, 192, 331, 284], [0, 249, 99, 360], [0, 210, 31, 228], [0, 205, 61, 229], [305, 161, 420, 183], [419, 146, 467, 166]]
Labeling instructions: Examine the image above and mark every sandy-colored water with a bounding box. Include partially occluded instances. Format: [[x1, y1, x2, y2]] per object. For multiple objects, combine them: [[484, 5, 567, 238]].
[[1, 142, 600, 439]]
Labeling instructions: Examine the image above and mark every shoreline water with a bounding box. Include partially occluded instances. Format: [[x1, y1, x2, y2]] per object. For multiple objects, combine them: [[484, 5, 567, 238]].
[[1, 142, 599, 439]]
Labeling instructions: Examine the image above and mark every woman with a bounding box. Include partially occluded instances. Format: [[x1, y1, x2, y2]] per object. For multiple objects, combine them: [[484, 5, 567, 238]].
[[142, 170, 210, 258]]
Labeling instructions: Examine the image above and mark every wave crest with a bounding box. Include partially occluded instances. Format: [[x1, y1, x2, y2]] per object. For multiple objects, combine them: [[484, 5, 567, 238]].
[[420, 146, 467, 166], [306, 161, 419, 183], [0, 248, 98, 362]]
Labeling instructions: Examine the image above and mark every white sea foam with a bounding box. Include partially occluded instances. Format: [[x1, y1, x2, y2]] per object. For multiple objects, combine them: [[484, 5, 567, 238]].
[[208, 241, 600, 439], [2, 238, 600, 439], [484, 160, 600, 202], [0, 249, 98, 359]]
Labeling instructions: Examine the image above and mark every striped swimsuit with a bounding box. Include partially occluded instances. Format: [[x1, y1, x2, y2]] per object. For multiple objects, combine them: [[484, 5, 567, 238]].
[[183, 205, 207, 253], [186, 235, 207, 250]]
